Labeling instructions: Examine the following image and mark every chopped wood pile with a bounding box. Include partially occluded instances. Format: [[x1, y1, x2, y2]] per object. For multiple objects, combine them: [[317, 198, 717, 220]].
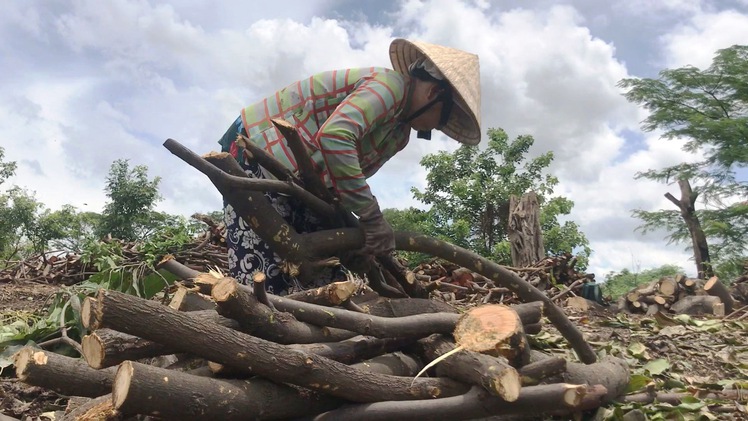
[[617, 274, 745, 317], [13, 258, 630, 420]]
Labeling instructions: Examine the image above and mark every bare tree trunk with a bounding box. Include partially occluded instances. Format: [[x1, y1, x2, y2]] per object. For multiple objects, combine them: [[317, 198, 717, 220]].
[[664, 179, 713, 279], [508, 192, 545, 268]]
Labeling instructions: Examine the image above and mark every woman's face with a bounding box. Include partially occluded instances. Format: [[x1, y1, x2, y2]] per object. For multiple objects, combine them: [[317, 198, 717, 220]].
[[408, 80, 447, 131]]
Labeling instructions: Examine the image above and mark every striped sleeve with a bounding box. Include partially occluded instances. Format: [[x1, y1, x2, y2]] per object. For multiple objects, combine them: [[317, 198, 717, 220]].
[[316, 72, 406, 213]]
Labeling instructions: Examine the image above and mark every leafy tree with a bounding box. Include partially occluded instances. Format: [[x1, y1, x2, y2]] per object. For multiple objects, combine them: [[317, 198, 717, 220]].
[[0, 187, 41, 262], [397, 128, 590, 267], [602, 264, 682, 299], [97, 160, 162, 242], [0, 147, 16, 187], [619, 45, 748, 280]]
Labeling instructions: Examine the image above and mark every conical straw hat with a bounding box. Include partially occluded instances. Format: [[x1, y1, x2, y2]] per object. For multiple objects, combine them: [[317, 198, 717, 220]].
[[389, 38, 481, 145]]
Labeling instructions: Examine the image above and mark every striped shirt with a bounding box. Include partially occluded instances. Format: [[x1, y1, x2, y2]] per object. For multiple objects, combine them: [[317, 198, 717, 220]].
[[219, 67, 412, 214]]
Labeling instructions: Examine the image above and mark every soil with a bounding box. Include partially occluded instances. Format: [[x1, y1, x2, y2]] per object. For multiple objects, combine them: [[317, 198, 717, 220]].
[[1, 279, 746, 420]]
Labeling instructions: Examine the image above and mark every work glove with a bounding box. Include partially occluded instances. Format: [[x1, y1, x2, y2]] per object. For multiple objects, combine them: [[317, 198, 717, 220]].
[[357, 198, 396, 257]]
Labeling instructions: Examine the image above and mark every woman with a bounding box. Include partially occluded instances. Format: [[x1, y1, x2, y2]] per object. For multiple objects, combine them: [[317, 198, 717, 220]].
[[218, 38, 481, 295]]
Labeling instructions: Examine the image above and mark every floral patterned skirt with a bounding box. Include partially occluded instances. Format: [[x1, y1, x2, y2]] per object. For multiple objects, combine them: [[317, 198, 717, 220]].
[[221, 121, 344, 295]]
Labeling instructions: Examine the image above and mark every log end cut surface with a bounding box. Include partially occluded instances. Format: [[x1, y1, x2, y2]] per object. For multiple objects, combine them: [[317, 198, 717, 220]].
[[81, 334, 105, 369], [491, 368, 521, 402], [112, 361, 134, 410], [453, 305, 522, 355], [14, 347, 45, 380]]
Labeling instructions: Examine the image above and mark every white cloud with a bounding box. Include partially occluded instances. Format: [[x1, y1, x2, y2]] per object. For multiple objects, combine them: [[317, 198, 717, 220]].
[[662, 9, 748, 68], [2, 0, 746, 278]]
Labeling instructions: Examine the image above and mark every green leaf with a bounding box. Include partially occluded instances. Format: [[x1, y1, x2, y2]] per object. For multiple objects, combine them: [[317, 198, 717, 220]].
[[626, 374, 653, 393], [644, 358, 671, 376]]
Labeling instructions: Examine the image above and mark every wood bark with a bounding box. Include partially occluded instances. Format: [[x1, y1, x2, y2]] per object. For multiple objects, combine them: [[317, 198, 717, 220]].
[[89, 289, 470, 402], [286, 280, 360, 306], [113, 360, 340, 420], [307, 383, 602, 421], [508, 193, 545, 268], [664, 179, 713, 279], [289, 336, 417, 364], [416, 334, 521, 401], [670, 295, 721, 315], [518, 357, 567, 386], [530, 350, 629, 402], [82, 310, 239, 368], [703, 276, 735, 313], [211, 276, 357, 343], [14, 347, 115, 398]]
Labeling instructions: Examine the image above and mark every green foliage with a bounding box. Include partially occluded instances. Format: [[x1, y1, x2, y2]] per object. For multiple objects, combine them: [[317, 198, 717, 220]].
[[399, 128, 590, 266], [602, 264, 682, 299], [97, 159, 162, 242], [0, 187, 41, 262], [620, 45, 748, 279]]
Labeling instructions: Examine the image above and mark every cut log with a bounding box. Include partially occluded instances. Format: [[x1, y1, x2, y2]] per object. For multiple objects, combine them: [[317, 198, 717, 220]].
[[417, 334, 521, 401], [211, 277, 357, 343], [657, 276, 680, 297], [83, 310, 240, 368], [453, 305, 528, 367], [60, 394, 120, 421], [14, 347, 115, 398], [168, 285, 215, 311], [82, 328, 172, 370], [113, 360, 340, 420], [519, 357, 567, 386], [704, 276, 735, 313], [670, 295, 721, 315], [530, 351, 629, 402], [286, 280, 360, 306], [90, 289, 470, 402], [309, 383, 599, 421]]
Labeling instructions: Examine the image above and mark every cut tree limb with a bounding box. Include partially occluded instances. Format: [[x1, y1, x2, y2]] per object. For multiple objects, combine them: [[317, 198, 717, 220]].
[[211, 276, 357, 343], [82, 310, 239, 368], [307, 383, 602, 421], [416, 334, 521, 401], [60, 394, 120, 421], [14, 347, 115, 398], [113, 360, 340, 420], [670, 295, 721, 315], [519, 357, 567, 386], [704, 276, 735, 313], [89, 289, 469, 402]]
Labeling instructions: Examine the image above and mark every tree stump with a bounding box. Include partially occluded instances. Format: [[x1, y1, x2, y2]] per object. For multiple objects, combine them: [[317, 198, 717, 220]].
[[508, 192, 545, 268]]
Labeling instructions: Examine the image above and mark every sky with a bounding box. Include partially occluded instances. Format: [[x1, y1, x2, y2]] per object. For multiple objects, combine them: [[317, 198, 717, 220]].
[[1, 0, 747, 278]]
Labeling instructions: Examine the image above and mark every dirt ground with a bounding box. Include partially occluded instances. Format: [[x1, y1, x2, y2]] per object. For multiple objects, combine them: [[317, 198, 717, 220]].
[[1, 279, 747, 420]]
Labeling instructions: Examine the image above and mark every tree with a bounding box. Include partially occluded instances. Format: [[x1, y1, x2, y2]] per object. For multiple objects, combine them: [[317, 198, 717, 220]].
[[399, 128, 590, 267], [97, 160, 162, 242], [619, 45, 748, 280]]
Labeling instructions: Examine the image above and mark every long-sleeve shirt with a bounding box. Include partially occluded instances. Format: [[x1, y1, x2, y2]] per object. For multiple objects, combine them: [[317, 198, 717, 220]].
[[219, 67, 412, 214]]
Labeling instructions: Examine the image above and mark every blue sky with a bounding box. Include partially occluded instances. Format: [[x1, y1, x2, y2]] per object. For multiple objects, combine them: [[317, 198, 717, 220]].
[[1, 0, 747, 278]]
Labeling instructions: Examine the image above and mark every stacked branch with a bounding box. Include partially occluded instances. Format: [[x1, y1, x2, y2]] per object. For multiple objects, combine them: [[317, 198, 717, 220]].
[[618, 274, 740, 316], [14, 269, 629, 419]]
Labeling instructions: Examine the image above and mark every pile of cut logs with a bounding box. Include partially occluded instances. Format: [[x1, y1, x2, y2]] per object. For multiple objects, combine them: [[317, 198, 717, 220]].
[[13, 258, 630, 420], [617, 274, 739, 317]]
